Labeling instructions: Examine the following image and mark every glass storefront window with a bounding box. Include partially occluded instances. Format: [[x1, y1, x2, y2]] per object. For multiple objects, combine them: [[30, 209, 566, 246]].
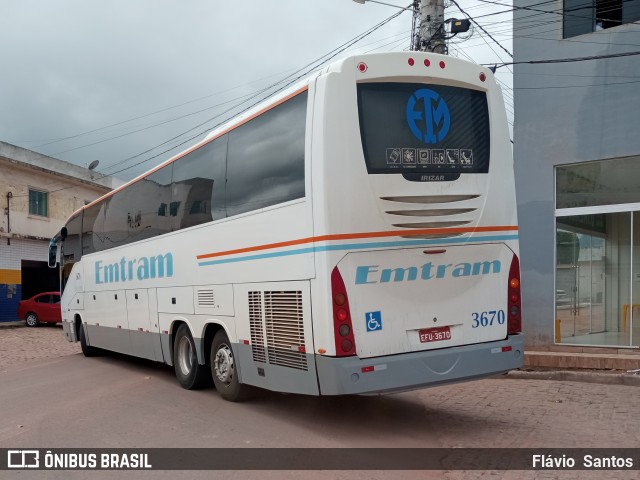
[[556, 155, 640, 209], [556, 157, 640, 347]]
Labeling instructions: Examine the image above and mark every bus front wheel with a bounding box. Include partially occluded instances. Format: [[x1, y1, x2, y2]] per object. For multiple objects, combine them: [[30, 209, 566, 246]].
[[78, 323, 98, 357], [211, 331, 246, 402]]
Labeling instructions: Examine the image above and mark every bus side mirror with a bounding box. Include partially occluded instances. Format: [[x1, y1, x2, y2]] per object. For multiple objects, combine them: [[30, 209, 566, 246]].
[[61, 227, 68, 240], [48, 239, 58, 268]]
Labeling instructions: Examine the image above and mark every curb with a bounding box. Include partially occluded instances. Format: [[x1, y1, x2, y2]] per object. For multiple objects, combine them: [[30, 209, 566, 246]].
[[0, 321, 26, 329], [503, 368, 640, 387]]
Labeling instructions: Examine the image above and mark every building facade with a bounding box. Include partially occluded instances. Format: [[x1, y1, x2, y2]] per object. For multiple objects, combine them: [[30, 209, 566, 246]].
[[514, 1, 640, 350], [0, 142, 117, 322]]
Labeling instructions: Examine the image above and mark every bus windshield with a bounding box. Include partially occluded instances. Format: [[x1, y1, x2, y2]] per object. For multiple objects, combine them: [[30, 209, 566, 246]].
[[357, 82, 490, 176]]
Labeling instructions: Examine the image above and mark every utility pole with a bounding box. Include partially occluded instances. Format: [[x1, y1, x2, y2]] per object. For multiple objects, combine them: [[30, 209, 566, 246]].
[[412, 0, 446, 54], [354, 0, 464, 54]]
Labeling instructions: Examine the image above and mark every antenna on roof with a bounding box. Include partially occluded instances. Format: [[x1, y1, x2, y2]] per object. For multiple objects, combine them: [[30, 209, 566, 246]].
[[87, 160, 99, 180]]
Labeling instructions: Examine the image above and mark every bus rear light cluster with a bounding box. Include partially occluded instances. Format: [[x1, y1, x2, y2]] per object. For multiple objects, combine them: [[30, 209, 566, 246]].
[[331, 267, 356, 356], [507, 255, 522, 334]]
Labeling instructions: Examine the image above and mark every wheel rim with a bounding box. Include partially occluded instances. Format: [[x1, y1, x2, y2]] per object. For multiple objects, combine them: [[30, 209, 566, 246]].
[[214, 343, 234, 385], [26, 314, 37, 326], [177, 336, 193, 376]]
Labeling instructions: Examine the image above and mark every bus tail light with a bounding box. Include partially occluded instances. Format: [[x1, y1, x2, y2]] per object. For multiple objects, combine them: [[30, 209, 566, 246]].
[[331, 267, 356, 357], [507, 254, 522, 335]]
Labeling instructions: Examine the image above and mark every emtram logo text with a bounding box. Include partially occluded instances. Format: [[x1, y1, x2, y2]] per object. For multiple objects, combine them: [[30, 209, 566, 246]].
[[355, 260, 501, 284], [95, 253, 173, 284]]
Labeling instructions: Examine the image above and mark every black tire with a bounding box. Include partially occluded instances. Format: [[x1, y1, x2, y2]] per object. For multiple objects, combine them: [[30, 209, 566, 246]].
[[173, 323, 209, 390], [78, 323, 98, 357], [25, 312, 39, 327], [210, 330, 248, 402]]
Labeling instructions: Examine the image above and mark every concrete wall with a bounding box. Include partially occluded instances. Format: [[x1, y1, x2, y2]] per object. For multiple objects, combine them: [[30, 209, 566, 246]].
[[513, 1, 640, 346]]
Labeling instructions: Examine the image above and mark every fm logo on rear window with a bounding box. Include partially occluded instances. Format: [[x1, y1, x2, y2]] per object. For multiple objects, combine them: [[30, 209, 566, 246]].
[[406, 89, 450, 144]]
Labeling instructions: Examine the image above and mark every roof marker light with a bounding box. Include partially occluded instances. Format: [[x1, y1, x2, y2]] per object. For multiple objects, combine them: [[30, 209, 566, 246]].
[[408, 58, 415, 66], [439, 61, 446, 69], [424, 59, 430, 67], [479, 72, 487, 82], [357, 62, 367, 73]]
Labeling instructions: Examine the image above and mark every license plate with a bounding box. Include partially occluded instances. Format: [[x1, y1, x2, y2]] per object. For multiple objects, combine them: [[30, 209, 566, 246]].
[[419, 326, 451, 343]]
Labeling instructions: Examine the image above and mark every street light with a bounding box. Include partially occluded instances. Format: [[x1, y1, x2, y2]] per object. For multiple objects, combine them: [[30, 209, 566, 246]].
[[352, 0, 414, 12]]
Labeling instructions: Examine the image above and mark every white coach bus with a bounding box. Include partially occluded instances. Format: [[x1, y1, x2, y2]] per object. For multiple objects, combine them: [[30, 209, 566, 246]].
[[49, 52, 523, 401]]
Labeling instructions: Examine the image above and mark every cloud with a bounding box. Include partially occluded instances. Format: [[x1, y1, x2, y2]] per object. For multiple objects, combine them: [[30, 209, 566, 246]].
[[2, 1, 507, 182]]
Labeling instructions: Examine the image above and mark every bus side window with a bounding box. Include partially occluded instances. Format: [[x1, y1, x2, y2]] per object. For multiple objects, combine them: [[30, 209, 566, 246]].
[[225, 91, 307, 218], [171, 134, 228, 229]]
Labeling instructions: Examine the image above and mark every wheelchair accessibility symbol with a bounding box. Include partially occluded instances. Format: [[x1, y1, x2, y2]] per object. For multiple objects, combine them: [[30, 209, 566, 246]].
[[366, 311, 382, 332]]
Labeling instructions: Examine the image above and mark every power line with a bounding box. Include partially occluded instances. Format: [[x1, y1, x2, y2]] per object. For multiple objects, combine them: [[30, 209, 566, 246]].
[[100, 7, 409, 178], [449, 0, 513, 58], [15, 68, 300, 148], [515, 79, 640, 89], [493, 49, 640, 68], [28, 8, 410, 195]]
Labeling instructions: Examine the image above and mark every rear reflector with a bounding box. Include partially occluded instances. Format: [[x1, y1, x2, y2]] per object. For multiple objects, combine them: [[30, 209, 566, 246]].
[[361, 364, 387, 373]]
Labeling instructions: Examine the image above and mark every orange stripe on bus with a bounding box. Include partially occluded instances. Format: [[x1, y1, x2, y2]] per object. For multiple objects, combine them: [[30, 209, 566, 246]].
[[196, 225, 518, 260]]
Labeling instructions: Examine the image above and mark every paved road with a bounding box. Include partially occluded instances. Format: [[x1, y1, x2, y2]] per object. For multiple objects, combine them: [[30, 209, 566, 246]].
[[1, 326, 639, 480], [0, 324, 80, 370]]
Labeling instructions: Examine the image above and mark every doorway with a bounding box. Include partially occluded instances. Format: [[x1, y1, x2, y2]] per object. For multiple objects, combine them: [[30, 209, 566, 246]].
[[21, 260, 59, 300], [555, 212, 638, 347]]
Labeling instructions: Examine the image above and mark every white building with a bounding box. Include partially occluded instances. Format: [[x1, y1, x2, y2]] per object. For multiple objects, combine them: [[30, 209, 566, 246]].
[[0, 142, 118, 322]]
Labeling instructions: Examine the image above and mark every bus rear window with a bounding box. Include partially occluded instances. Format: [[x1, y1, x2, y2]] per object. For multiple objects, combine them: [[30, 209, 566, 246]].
[[357, 83, 490, 176]]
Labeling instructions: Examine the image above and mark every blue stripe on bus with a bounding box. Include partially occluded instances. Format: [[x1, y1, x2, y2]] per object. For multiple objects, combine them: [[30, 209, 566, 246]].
[[197, 235, 520, 267]]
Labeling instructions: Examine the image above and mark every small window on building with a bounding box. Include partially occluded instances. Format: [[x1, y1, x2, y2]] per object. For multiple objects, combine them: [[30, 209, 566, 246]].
[[189, 200, 208, 214], [595, 0, 622, 29], [28, 189, 48, 217], [563, 0, 631, 38]]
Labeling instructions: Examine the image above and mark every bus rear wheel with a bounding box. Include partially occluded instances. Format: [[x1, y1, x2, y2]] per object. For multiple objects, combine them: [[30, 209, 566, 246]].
[[173, 323, 209, 390], [211, 331, 246, 402]]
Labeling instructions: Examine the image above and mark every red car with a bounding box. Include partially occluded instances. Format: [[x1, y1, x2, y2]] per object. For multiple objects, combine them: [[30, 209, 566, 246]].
[[17, 292, 62, 327]]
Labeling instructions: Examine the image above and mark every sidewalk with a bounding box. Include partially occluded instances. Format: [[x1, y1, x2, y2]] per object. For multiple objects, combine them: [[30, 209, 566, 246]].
[[0, 320, 26, 328]]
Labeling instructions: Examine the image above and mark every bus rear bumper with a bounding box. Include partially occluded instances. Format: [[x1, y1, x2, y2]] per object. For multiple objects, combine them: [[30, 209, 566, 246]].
[[315, 334, 524, 395]]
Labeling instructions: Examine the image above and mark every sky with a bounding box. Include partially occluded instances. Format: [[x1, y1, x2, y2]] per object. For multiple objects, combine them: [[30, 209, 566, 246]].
[[0, 0, 514, 183]]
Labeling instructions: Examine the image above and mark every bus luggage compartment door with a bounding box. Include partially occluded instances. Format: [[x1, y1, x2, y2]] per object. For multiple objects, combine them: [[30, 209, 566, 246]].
[[337, 243, 514, 359]]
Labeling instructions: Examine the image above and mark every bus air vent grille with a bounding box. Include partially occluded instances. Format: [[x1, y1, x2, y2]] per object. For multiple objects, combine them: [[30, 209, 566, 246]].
[[248, 291, 266, 363], [264, 291, 307, 371], [386, 208, 476, 217], [197, 289, 215, 307], [381, 195, 480, 204], [382, 196, 480, 237]]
